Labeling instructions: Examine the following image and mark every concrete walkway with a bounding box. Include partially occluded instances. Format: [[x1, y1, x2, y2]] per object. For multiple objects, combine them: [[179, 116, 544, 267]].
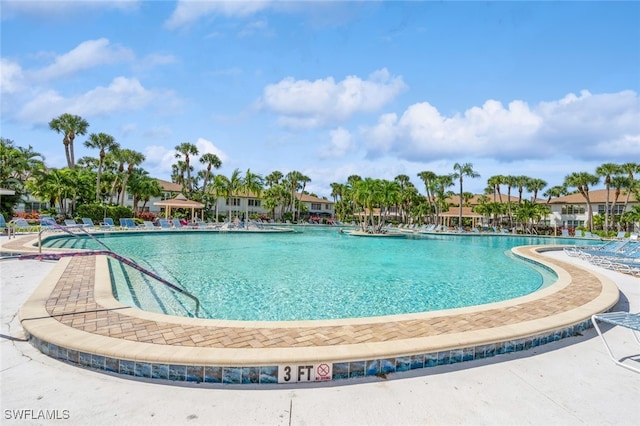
[[1, 248, 639, 425]]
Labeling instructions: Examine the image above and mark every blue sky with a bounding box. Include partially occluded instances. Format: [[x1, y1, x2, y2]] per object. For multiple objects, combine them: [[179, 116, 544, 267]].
[[1, 0, 639, 198]]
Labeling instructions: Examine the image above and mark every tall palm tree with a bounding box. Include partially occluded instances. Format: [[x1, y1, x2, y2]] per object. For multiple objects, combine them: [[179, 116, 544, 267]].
[[596, 162, 622, 232], [174, 142, 199, 193], [84, 132, 119, 202], [199, 153, 222, 193], [543, 185, 567, 203], [417, 170, 437, 224], [48, 113, 89, 169], [564, 172, 600, 231], [609, 175, 630, 231], [487, 174, 505, 203], [514, 175, 530, 204], [452, 163, 480, 228], [218, 169, 243, 221], [433, 174, 454, 226], [242, 168, 264, 221], [285, 170, 304, 222], [265, 171, 283, 188], [620, 162, 640, 213], [525, 178, 548, 202], [118, 149, 145, 206]]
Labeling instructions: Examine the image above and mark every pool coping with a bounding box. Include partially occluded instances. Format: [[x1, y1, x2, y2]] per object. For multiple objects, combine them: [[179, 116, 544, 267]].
[[4, 233, 620, 383]]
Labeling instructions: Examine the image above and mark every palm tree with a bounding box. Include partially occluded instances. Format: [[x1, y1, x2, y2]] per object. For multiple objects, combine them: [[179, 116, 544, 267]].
[[487, 175, 505, 203], [433, 174, 454, 226], [514, 175, 530, 204], [199, 153, 222, 193], [596, 162, 622, 232], [84, 132, 119, 202], [48, 113, 89, 169], [242, 168, 264, 222], [620, 162, 640, 213], [218, 169, 243, 221], [265, 171, 283, 188], [452, 163, 480, 228], [174, 142, 199, 193], [285, 171, 304, 222], [118, 149, 145, 206], [609, 175, 630, 231], [564, 172, 600, 231], [417, 170, 437, 224], [525, 178, 547, 202], [543, 185, 567, 203]]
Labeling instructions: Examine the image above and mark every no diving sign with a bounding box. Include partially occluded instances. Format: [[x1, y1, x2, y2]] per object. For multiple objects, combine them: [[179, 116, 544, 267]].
[[278, 363, 333, 383]]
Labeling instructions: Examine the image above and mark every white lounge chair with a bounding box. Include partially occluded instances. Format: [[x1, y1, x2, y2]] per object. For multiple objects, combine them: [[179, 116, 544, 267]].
[[591, 312, 640, 373]]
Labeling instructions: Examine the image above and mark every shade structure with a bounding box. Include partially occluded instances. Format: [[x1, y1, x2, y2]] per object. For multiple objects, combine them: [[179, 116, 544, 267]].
[[0, 188, 16, 196], [153, 194, 204, 220]]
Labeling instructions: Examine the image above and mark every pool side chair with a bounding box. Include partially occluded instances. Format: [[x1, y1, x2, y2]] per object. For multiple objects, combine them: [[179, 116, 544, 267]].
[[591, 312, 640, 373], [561, 229, 570, 237], [158, 219, 172, 229], [142, 221, 158, 229], [616, 231, 627, 239], [171, 219, 183, 229], [10, 218, 40, 233], [575, 229, 583, 237], [101, 218, 116, 229], [0, 214, 7, 233], [81, 218, 98, 229]]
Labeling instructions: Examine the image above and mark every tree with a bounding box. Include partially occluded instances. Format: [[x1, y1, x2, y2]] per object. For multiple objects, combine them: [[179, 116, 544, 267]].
[[596, 162, 622, 232], [174, 142, 199, 193], [84, 132, 119, 202], [118, 149, 145, 206], [620, 162, 640, 213], [543, 185, 567, 203], [127, 169, 162, 212], [452, 163, 480, 228], [265, 171, 283, 188], [564, 172, 600, 231], [48, 113, 89, 169], [514, 175, 530, 204], [487, 175, 506, 203], [218, 169, 243, 221], [417, 170, 437, 224], [199, 153, 222, 193], [242, 168, 264, 221], [525, 178, 547, 202], [285, 171, 304, 222]]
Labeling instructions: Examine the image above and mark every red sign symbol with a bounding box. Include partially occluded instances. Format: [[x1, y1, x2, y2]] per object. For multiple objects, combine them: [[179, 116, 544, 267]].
[[317, 363, 330, 376]]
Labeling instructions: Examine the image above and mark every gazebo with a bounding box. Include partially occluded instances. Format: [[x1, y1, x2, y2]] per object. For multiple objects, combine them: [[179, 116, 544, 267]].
[[153, 194, 205, 220]]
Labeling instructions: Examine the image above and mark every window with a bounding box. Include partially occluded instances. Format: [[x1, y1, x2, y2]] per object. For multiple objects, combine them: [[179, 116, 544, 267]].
[[311, 203, 321, 210], [248, 199, 261, 207], [598, 204, 625, 215], [565, 220, 585, 227], [561, 205, 585, 215], [226, 198, 241, 206]]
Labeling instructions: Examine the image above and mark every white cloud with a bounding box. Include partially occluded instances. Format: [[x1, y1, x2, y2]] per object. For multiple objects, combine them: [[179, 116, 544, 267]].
[[165, 0, 272, 29], [17, 77, 179, 124], [318, 127, 355, 159], [361, 90, 640, 163], [194, 137, 229, 164], [0, 58, 25, 94], [260, 68, 407, 129], [33, 38, 134, 81]]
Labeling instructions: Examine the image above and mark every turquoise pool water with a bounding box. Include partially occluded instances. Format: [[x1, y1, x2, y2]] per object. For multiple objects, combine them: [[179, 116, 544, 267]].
[[42, 227, 595, 321]]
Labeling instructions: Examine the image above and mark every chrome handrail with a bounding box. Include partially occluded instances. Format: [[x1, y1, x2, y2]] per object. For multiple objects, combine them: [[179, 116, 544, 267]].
[[19, 250, 200, 316]]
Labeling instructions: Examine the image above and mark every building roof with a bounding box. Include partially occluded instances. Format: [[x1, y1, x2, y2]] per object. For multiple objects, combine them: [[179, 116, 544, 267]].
[[548, 189, 638, 204], [156, 179, 182, 192]]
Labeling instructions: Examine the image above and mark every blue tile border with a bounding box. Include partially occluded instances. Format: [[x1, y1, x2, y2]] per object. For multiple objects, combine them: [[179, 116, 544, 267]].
[[26, 318, 594, 385]]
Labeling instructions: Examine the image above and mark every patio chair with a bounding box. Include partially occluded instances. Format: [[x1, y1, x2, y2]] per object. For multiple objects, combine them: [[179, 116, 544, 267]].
[[119, 218, 137, 229], [591, 312, 640, 373], [158, 219, 172, 229], [82, 218, 97, 228], [142, 221, 158, 229], [64, 219, 82, 228], [100, 218, 116, 229], [171, 219, 183, 228], [10, 218, 40, 233]]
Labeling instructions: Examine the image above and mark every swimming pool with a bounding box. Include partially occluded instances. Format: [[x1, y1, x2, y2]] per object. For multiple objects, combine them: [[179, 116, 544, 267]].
[[42, 227, 596, 321]]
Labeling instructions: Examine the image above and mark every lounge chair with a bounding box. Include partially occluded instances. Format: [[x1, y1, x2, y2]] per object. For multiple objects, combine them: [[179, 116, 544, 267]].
[[158, 219, 172, 229], [591, 312, 640, 373], [119, 218, 137, 229], [10, 218, 40, 233], [575, 230, 583, 237], [100, 218, 116, 229], [64, 219, 82, 228], [0, 214, 7, 233], [616, 231, 627, 239], [171, 219, 183, 229], [81, 218, 97, 228], [142, 221, 158, 229], [561, 229, 570, 237]]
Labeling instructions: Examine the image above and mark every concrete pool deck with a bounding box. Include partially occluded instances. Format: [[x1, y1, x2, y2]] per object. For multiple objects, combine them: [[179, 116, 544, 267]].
[[1, 233, 639, 424]]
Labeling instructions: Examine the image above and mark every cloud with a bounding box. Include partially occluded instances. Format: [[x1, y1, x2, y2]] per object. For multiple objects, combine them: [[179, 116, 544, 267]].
[[17, 77, 180, 124], [165, 0, 272, 29], [361, 90, 640, 163], [317, 127, 356, 159], [259, 68, 407, 129], [0, 58, 25, 94], [33, 38, 135, 81]]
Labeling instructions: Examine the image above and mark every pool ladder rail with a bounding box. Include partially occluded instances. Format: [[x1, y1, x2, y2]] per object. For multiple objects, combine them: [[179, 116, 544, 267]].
[[16, 219, 201, 317]]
